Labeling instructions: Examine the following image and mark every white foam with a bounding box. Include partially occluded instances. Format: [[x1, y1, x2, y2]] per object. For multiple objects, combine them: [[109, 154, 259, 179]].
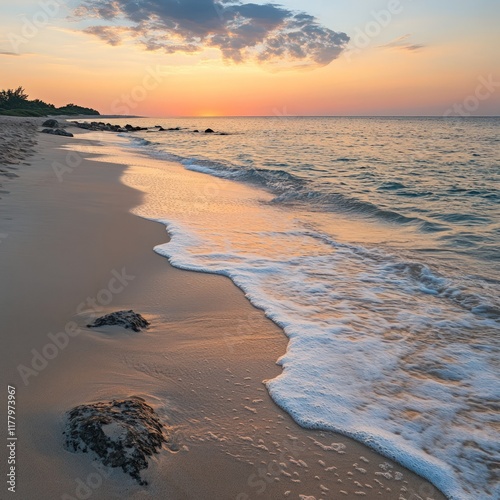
[[183, 162, 235, 179]]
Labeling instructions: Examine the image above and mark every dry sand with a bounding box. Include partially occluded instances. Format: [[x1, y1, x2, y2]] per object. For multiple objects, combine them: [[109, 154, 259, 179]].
[[0, 118, 446, 499]]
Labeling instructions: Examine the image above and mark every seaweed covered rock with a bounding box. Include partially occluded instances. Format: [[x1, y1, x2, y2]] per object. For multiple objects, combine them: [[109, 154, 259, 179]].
[[41, 128, 74, 137], [42, 119, 59, 128], [87, 310, 150, 332], [63, 397, 165, 485]]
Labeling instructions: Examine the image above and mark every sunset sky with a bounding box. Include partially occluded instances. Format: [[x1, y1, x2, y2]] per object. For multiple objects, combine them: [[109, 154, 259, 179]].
[[1, 0, 499, 117]]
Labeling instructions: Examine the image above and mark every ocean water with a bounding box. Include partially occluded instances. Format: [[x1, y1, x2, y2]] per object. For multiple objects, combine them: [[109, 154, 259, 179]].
[[88, 117, 499, 499]]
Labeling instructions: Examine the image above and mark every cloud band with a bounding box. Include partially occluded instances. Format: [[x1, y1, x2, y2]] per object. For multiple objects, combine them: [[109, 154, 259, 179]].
[[75, 0, 350, 67]]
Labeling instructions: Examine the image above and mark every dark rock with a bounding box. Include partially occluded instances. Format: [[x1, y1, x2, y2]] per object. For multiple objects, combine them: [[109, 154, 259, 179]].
[[193, 130, 199, 133], [54, 129, 74, 137], [87, 310, 150, 332], [205, 128, 215, 134], [74, 122, 91, 130], [42, 119, 59, 128], [41, 128, 74, 137], [63, 397, 165, 485]]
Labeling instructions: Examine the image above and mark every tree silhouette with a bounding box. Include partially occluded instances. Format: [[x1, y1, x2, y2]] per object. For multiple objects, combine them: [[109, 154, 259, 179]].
[[0, 87, 29, 109], [0, 86, 99, 116]]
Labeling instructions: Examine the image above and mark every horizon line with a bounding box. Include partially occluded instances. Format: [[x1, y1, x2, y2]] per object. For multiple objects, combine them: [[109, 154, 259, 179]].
[[94, 114, 500, 119]]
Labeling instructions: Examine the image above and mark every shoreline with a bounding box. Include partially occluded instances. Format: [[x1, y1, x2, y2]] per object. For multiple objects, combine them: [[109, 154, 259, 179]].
[[0, 118, 447, 499]]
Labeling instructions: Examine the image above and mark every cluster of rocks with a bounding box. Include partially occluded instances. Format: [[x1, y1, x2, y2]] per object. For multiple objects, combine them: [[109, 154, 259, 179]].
[[153, 125, 181, 132], [64, 312, 169, 485], [192, 128, 228, 135], [70, 121, 228, 135], [87, 310, 150, 332], [63, 397, 166, 485], [40, 119, 74, 137], [71, 121, 149, 133], [37, 118, 229, 141]]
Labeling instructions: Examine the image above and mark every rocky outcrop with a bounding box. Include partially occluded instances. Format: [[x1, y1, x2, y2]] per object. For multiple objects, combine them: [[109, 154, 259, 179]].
[[42, 119, 59, 128], [87, 310, 150, 332], [69, 121, 227, 136], [151, 126, 181, 132], [71, 121, 148, 133], [41, 128, 74, 137], [63, 397, 165, 485]]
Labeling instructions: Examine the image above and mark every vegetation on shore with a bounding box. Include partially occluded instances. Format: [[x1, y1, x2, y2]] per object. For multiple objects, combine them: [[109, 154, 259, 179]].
[[0, 87, 100, 117]]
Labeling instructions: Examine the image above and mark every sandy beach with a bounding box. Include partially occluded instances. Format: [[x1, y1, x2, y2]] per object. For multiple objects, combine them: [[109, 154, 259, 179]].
[[0, 117, 447, 499]]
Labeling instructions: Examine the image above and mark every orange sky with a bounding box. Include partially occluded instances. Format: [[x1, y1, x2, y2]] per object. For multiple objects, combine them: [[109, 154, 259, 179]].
[[1, 1, 499, 116]]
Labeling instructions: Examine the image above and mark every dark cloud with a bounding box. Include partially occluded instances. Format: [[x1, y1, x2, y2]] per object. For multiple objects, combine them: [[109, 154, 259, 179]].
[[75, 0, 349, 67], [84, 26, 126, 46], [0, 51, 20, 56]]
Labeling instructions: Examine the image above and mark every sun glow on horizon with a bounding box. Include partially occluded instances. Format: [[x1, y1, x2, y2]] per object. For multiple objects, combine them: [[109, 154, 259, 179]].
[[198, 111, 221, 117], [0, 1, 499, 116]]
